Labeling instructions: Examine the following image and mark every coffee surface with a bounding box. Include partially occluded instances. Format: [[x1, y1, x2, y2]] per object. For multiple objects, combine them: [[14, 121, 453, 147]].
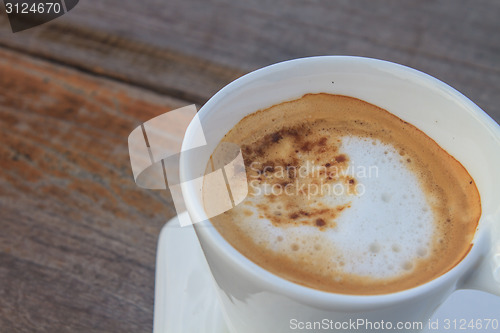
[[203, 93, 481, 295]]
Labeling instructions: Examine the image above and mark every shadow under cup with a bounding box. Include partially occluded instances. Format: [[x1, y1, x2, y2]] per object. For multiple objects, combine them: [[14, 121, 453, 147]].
[[180, 57, 500, 333]]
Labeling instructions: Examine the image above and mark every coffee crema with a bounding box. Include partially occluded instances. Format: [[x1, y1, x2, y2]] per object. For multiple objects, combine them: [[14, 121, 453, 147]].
[[203, 93, 481, 295]]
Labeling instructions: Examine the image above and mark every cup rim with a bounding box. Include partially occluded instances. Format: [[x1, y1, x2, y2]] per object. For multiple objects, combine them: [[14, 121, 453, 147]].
[[181, 55, 498, 309]]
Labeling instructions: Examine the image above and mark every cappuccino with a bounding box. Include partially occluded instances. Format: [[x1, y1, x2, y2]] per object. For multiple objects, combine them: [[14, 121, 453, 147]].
[[203, 93, 481, 295]]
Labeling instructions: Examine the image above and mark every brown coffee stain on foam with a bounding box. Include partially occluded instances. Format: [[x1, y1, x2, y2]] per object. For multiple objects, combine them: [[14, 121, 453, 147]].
[[254, 201, 348, 230], [204, 93, 481, 295], [242, 209, 253, 217], [239, 121, 356, 230]]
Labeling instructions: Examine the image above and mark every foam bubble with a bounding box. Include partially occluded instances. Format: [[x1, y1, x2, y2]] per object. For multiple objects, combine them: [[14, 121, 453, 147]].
[[381, 193, 392, 202]]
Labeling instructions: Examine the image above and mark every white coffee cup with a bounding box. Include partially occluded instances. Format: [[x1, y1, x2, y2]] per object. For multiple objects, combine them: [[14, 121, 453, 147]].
[[180, 56, 500, 333]]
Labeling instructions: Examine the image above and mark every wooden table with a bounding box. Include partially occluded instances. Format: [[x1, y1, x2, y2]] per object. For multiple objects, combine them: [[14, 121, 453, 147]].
[[0, 1, 499, 331]]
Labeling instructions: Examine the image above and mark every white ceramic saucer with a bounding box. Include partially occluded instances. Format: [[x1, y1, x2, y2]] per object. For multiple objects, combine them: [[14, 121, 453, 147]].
[[154, 213, 500, 333], [153, 212, 230, 333]]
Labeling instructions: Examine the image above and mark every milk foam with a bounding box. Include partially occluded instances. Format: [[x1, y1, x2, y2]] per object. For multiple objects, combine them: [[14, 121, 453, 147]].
[[327, 137, 434, 277], [234, 137, 434, 279]]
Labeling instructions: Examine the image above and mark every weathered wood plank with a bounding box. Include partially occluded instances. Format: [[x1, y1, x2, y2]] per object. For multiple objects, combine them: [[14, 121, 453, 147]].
[[0, 47, 186, 332], [0, 0, 498, 121]]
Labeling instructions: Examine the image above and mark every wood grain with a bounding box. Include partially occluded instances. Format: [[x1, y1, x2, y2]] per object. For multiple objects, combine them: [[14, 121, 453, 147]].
[[0, 47, 186, 332], [0, 0, 499, 122]]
